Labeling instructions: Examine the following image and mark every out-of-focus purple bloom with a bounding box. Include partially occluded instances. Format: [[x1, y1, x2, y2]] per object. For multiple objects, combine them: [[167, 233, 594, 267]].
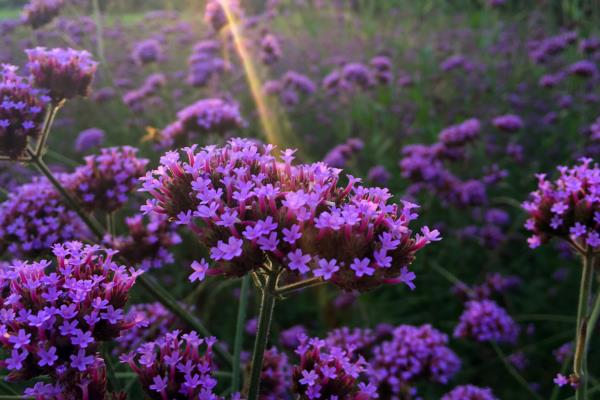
[[141, 138, 437, 292], [122, 73, 167, 111], [259, 347, 291, 399], [370, 55, 393, 84], [367, 165, 391, 185], [0, 64, 49, 159], [591, 116, 600, 141], [440, 54, 473, 71], [66, 146, 148, 213], [105, 213, 181, 270], [323, 138, 364, 168], [492, 114, 523, 133], [187, 40, 229, 87], [280, 325, 308, 350], [26, 47, 97, 103], [529, 31, 577, 64], [442, 385, 497, 400], [22, 0, 63, 29], [261, 33, 282, 65], [74, 127, 105, 153], [580, 37, 600, 54], [553, 342, 574, 363], [204, 0, 242, 32], [132, 38, 163, 65], [522, 158, 600, 251], [439, 118, 481, 147], [454, 299, 519, 343], [0, 176, 89, 257], [567, 60, 597, 77], [369, 324, 461, 396]]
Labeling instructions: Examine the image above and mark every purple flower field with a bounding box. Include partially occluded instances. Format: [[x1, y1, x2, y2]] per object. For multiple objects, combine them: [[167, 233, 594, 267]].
[[0, 0, 598, 399]]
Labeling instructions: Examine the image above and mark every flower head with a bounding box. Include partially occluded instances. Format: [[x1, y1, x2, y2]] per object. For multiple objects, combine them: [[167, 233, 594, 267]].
[[26, 47, 97, 103], [0, 64, 49, 159], [22, 0, 63, 29], [522, 158, 600, 252], [441, 385, 497, 400], [454, 299, 519, 343], [141, 138, 436, 291], [0, 242, 140, 395], [67, 146, 149, 213], [121, 330, 220, 399]]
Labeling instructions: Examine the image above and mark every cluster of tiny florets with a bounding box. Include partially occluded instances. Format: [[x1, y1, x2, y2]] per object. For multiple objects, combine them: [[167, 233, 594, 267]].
[[0, 176, 89, 257], [26, 47, 97, 103], [21, 0, 64, 29], [67, 146, 149, 213], [454, 299, 519, 343], [141, 138, 439, 291], [291, 335, 378, 400], [187, 40, 229, 88], [0, 64, 49, 159], [0, 242, 140, 397], [441, 384, 498, 400], [368, 324, 461, 397], [121, 330, 221, 400], [522, 158, 600, 251], [105, 213, 181, 270]]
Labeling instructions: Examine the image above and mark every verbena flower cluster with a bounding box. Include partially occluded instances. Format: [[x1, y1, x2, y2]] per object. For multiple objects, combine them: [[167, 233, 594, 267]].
[[0, 241, 140, 397], [368, 324, 461, 397], [291, 335, 378, 400], [66, 146, 149, 213], [159, 99, 245, 148], [454, 299, 519, 343], [0, 64, 49, 159], [258, 347, 291, 400], [26, 47, 97, 103], [441, 384, 497, 400], [323, 138, 364, 169], [132, 38, 163, 66], [187, 40, 228, 88], [522, 158, 600, 251], [121, 330, 221, 399], [122, 73, 167, 111], [22, 0, 64, 29], [141, 138, 439, 291], [105, 213, 181, 270], [0, 176, 89, 257]]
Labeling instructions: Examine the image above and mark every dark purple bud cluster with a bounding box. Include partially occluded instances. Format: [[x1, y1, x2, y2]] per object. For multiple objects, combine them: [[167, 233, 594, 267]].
[[66, 146, 149, 213], [257, 347, 291, 400], [0, 242, 140, 398], [522, 158, 600, 251], [260, 33, 282, 65], [74, 127, 105, 153], [26, 47, 97, 103], [141, 138, 438, 291], [492, 114, 524, 133], [0, 64, 49, 159], [369, 55, 393, 85], [454, 299, 519, 343], [0, 176, 89, 257], [105, 213, 181, 270], [204, 0, 242, 32], [21, 0, 64, 30], [132, 38, 163, 66], [528, 31, 577, 64]]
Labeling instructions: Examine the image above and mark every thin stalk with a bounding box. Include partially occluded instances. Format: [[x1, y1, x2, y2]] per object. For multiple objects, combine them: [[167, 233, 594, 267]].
[[35, 103, 61, 157], [103, 343, 120, 392], [0, 381, 18, 395], [574, 251, 594, 400], [586, 283, 600, 344], [275, 277, 325, 297], [91, 0, 106, 64], [106, 212, 116, 236], [231, 276, 250, 392], [27, 148, 105, 238], [136, 274, 233, 366], [247, 271, 278, 400], [491, 341, 544, 400]]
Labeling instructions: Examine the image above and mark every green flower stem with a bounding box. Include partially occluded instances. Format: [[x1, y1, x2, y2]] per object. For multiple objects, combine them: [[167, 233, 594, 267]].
[[231, 275, 250, 392], [27, 148, 105, 239], [247, 270, 278, 400], [491, 341, 544, 400], [91, 0, 106, 64], [586, 282, 600, 345], [574, 251, 594, 400], [0, 381, 18, 395], [275, 277, 325, 297], [103, 343, 120, 392], [35, 103, 62, 157]]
